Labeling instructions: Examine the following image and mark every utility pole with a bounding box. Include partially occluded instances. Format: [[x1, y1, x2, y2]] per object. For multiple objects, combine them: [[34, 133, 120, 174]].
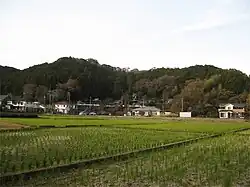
[[48, 84, 52, 113], [181, 97, 184, 112], [127, 94, 130, 115], [68, 91, 71, 105], [44, 95, 46, 105], [89, 96, 92, 111]]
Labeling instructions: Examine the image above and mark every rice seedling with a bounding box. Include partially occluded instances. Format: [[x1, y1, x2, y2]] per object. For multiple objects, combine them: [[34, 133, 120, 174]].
[[121, 120, 250, 133], [19, 133, 250, 187], [0, 116, 166, 127], [1, 116, 249, 133], [1, 117, 249, 186], [0, 127, 199, 175]]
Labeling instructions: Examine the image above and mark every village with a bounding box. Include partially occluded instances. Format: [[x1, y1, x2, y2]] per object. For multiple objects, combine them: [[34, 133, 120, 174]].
[[0, 94, 246, 119]]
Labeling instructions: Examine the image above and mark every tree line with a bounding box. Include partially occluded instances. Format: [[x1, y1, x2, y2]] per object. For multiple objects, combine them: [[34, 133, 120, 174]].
[[0, 57, 250, 117]]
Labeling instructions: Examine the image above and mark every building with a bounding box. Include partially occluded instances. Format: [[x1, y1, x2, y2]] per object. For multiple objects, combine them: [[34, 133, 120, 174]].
[[6, 96, 26, 111], [218, 103, 245, 119], [179, 112, 192, 118], [6, 96, 45, 112], [131, 106, 161, 116], [24, 102, 45, 113], [54, 101, 70, 114]]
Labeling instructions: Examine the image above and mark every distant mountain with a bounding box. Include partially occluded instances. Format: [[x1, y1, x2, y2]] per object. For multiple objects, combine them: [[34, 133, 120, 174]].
[[0, 57, 249, 115], [0, 65, 19, 75]]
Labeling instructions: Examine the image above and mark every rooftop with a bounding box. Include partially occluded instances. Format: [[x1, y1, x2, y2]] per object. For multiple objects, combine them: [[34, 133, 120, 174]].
[[219, 103, 246, 108], [132, 106, 161, 112], [55, 101, 69, 105]]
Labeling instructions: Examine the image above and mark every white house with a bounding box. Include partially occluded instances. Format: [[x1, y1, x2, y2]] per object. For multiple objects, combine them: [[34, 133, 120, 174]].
[[7, 100, 27, 110], [54, 101, 70, 114], [218, 103, 245, 119], [131, 106, 161, 116]]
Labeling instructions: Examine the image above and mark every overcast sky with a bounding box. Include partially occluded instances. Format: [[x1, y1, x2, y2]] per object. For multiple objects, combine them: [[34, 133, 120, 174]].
[[1, 0, 250, 74]]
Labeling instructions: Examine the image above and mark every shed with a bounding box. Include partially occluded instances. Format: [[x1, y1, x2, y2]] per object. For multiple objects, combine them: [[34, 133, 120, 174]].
[[179, 112, 192, 118]]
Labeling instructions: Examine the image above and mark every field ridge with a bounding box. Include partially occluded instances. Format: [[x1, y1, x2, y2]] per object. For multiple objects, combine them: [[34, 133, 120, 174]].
[[1, 127, 248, 184]]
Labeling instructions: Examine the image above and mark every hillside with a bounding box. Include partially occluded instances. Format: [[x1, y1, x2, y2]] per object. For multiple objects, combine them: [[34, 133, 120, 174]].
[[0, 65, 19, 76], [0, 57, 249, 115]]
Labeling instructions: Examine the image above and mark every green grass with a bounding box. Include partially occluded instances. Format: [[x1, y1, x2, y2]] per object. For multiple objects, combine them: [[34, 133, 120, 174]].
[[120, 120, 250, 133], [0, 127, 200, 175], [0, 116, 165, 127], [1, 116, 249, 134], [1, 116, 250, 186], [20, 133, 250, 187]]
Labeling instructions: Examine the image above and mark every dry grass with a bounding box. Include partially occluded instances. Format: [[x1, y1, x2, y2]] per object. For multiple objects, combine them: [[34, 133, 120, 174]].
[[0, 120, 28, 129]]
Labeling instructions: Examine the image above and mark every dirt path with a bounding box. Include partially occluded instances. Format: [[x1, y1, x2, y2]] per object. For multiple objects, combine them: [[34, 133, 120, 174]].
[[0, 120, 28, 129]]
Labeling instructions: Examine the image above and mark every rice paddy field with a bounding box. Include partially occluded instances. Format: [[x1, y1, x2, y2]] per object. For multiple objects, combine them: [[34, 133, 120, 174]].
[[1, 116, 250, 186], [0, 116, 169, 127]]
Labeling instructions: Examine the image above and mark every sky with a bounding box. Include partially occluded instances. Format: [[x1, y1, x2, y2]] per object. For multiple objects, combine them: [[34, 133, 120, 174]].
[[0, 0, 250, 74]]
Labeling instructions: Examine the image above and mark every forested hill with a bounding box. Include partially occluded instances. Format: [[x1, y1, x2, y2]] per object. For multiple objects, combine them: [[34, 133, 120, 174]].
[[0, 57, 249, 113]]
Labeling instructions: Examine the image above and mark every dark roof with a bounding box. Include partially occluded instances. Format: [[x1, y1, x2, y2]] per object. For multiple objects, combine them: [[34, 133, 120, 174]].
[[233, 103, 246, 108], [0, 95, 9, 101], [219, 103, 232, 107], [55, 101, 69, 105], [219, 103, 246, 108]]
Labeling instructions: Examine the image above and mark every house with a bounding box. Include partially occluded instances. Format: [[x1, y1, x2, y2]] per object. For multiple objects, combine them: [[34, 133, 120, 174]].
[[6, 96, 27, 111], [6, 96, 45, 112], [72, 101, 101, 115], [24, 102, 45, 113], [218, 103, 245, 119], [131, 106, 161, 117], [54, 101, 70, 114]]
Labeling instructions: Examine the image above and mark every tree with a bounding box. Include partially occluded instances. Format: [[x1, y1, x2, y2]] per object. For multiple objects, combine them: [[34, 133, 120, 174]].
[[52, 88, 66, 102], [204, 74, 221, 92], [121, 92, 129, 113], [1, 58, 250, 117], [23, 84, 37, 101], [218, 89, 235, 103], [178, 79, 205, 111], [162, 88, 169, 111], [35, 85, 48, 104], [170, 95, 182, 113], [57, 78, 81, 102], [216, 84, 222, 106]]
